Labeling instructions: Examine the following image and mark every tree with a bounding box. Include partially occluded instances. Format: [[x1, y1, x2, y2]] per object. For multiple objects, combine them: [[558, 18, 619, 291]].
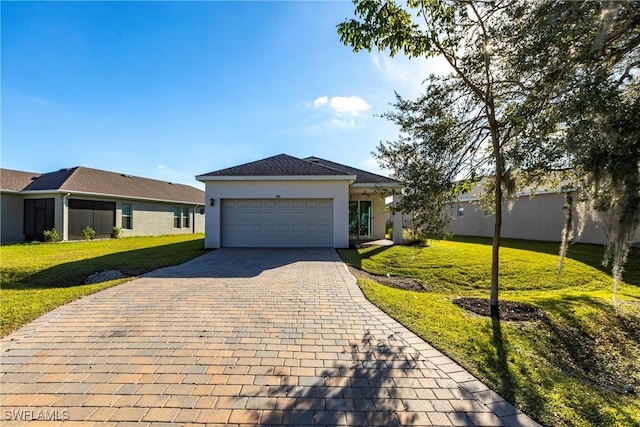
[[338, 0, 524, 317], [505, 0, 640, 303]]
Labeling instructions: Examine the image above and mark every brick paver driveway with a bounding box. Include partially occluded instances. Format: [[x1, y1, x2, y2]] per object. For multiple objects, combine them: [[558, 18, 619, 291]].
[[1, 249, 538, 426]]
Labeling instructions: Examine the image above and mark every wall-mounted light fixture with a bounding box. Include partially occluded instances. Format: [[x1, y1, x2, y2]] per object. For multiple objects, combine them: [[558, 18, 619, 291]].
[[209, 198, 215, 207]]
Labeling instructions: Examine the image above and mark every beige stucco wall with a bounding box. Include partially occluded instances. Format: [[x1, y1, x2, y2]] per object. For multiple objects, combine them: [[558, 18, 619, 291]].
[[115, 200, 204, 238], [447, 192, 640, 245], [349, 190, 389, 240], [203, 180, 352, 248], [1, 193, 25, 243]]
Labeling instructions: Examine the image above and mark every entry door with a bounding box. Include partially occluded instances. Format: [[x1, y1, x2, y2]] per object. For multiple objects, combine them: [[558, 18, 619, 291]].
[[349, 200, 372, 237]]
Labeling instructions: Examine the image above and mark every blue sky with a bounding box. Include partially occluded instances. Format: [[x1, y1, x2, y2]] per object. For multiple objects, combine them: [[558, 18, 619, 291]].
[[2, 1, 444, 189]]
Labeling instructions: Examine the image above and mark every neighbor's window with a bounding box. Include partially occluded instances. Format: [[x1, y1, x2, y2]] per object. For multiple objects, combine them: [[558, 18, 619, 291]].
[[174, 207, 181, 228], [182, 207, 190, 228], [122, 203, 133, 229], [457, 205, 465, 217]]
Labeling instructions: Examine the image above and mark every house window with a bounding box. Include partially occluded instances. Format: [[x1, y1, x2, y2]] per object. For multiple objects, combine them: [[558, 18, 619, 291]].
[[182, 207, 190, 228], [349, 200, 372, 237], [457, 205, 465, 217], [122, 203, 132, 229], [174, 207, 181, 228]]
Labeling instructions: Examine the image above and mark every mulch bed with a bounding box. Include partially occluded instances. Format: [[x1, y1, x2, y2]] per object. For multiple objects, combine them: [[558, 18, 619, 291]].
[[347, 266, 425, 292], [347, 265, 545, 321], [453, 297, 546, 321]]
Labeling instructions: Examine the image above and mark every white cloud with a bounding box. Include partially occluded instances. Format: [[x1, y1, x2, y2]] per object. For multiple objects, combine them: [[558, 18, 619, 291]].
[[328, 96, 371, 116], [313, 95, 371, 116], [314, 95, 328, 107], [156, 164, 167, 169]]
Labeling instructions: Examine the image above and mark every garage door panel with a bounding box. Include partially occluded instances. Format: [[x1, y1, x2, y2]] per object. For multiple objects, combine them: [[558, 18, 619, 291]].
[[221, 198, 332, 247], [318, 211, 332, 221], [291, 212, 305, 223], [318, 237, 332, 246], [318, 200, 332, 209], [277, 199, 291, 209], [318, 224, 332, 233]]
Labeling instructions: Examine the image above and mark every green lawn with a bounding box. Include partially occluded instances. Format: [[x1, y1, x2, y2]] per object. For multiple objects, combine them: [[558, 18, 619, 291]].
[[1, 234, 208, 337], [339, 239, 640, 427]]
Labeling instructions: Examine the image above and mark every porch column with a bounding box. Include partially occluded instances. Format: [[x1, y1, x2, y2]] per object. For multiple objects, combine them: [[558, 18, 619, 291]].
[[392, 195, 403, 245], [62, 194, 69, 241]]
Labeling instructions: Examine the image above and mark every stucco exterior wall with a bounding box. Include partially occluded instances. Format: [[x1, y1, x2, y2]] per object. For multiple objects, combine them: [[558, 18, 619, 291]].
[[204, 180, 351, 248], [115, 200, 204, 237], [349, 190, 389, 240], [447, 192, 640, 245], [1, 193, 25, 243], [2, 192, 203, 243]]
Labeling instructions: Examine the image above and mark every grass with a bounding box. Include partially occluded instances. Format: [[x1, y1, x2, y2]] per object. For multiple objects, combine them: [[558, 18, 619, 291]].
[[339, 238, 640, 427], [1, 234, 208, 337]]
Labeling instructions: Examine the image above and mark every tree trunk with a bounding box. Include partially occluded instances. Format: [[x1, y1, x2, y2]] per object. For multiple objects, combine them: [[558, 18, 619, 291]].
[[491, 159, 503, 318], [489, 94, 503, 319]]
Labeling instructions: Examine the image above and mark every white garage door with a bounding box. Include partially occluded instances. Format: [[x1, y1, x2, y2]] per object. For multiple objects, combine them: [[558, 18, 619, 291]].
[[221, 199, 333, 247]]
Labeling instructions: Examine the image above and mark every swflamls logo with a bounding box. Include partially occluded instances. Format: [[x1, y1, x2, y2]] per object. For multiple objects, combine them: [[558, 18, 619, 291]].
[[4, 409, 70, 421]]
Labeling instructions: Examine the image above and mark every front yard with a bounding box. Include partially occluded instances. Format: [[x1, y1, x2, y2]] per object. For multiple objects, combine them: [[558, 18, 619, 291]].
[[0, 234, 208, 337], [339, 238, 640, 427]]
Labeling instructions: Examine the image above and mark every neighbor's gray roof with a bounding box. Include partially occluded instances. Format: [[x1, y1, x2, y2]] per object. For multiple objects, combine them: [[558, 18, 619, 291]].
[[304, 156, 399, 185], [0, 169, 41, 192], [199, 153, 400, 185], [2, 167, 204, 204]]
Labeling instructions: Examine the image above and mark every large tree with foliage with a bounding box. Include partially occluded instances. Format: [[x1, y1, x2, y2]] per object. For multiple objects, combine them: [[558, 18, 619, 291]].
[[338, 0, 526, 317], [505, 1, 640, 302]]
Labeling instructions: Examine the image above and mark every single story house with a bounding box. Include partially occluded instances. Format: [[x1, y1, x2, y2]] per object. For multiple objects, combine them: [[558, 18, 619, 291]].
[[447, 184, 640, 245], [196, 154, 403, 248], [1, 166, 205, 243]]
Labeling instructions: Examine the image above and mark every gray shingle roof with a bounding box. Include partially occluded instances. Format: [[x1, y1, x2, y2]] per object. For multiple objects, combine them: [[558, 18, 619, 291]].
[[3, 167, 204, 204], [304, 156, 399, 185], [199, 154, 353, 177], [199, 154, 400, 186], [0, 169, 41, 192]]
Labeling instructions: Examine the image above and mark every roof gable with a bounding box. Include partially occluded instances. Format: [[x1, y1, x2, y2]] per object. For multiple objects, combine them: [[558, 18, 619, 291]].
[[303, 156, 399, 185], [198, 154, 400, 186], [199, 154, 352, 178]]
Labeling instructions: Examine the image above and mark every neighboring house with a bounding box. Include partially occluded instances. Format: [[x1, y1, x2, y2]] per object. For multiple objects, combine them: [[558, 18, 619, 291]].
[[1, 167, 205, 243], [447, 184, 640, 245], [196, 154, 403, 248]]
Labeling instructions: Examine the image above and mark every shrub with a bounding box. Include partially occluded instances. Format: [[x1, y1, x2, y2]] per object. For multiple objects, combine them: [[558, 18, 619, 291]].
[[111, 226, 123, 239], [42, 228, 59, 243], [402, 228, 429, 246], [80, 226, 96, 241]]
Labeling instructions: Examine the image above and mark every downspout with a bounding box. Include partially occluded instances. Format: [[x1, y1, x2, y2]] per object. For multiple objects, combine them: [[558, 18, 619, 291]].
[[62, 193, 70, 241]]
